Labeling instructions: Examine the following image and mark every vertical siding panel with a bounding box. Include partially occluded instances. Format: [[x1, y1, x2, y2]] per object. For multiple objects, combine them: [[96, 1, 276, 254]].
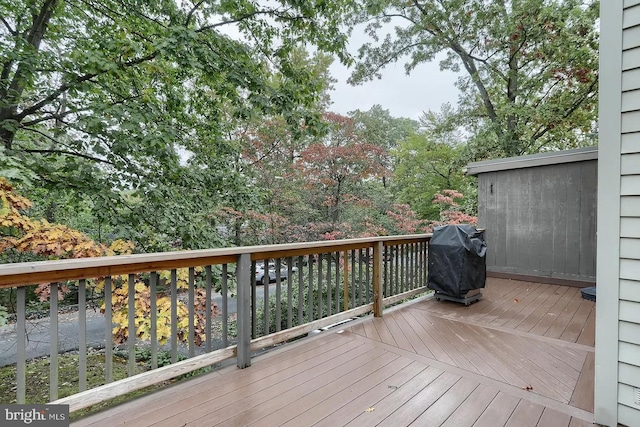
[[580, 161, 598, 277], [565, 163, 582, 276], [552, 166, 568, 276], [539, 168, 555, 276], [529, 167, 543, 274], [495, 172, 508, 270]]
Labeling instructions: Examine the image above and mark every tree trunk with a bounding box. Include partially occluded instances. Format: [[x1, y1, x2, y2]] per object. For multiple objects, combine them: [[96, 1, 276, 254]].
[[0, 0, 59, 149]]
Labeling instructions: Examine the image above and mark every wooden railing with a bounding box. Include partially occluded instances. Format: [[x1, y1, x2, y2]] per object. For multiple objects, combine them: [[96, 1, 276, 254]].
[[0, 234, 431, 412]]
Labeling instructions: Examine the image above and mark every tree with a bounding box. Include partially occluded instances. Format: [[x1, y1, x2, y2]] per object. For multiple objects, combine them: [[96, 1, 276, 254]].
[[0, 0, 356, 249], [296, 112, 388, 229], [350, 0, 599, 157], [393, 131, 469, 220], [349, 105, 419, 187]]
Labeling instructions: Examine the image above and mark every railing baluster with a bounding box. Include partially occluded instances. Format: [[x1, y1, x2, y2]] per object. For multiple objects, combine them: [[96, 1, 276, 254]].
[[16, 286, 26, 404], [297, 256, 304, 325], [317, 254, 323, 319], [327, 253, 332, 316], [188, 267, 195, 358], [50, 283, 58, 401], [222, 264, 228, 348], [373, 241, 383, 317], [400, 244, 405, 293], [286, 257, 293, 330], [366, 248, 371, 303], [334, 252, 340, 314], [383, 245, 388, 298], [236, 254, 251, 368], [170, 269, 178, 364], [128, 274, 136, 376], [264, 259, 270, 336], [78, 279, 87, 392], [358, 249, 363, 306], [307, 256, 314, 321], [105, 276, 113, 383], [351, 250, 356, 309], [409, 243, 416, 290], [251, 260, 257, 339], [206, 266, 213, 351], [150, 272, 157, 370], [394, 244, 400, 295], [424, 240, 428, 286], [343, 251, 349, 312], [418, 241, 423, 287], [275, 258, 282, 332]]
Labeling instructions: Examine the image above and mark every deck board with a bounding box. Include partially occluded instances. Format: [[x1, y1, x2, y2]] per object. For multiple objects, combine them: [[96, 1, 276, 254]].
[[72, 278, 595, 427]]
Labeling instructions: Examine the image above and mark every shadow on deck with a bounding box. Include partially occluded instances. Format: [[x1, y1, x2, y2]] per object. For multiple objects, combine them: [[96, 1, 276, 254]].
[[72, 278, 595, 427]]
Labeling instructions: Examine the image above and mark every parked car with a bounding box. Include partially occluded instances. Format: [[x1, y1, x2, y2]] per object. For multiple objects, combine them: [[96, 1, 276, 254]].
[[255, 262, 298, 285]]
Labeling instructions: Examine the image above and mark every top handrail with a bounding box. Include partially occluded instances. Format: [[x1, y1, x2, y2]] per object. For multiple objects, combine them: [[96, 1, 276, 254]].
[[0, 234, 432, 288]]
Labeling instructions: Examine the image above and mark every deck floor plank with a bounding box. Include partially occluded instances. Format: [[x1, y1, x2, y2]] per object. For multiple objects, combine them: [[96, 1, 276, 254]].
[[515, 285, 571, 334], [372, 317, 398, 347], [486, 282, 546, 326], [472, 391, 521, 427], [536, 407, 572, 427], [569, 352, 595, 413], [529, 287, 580, 337], [504, 399, 545, 427], [501, 284, 558, 329], [311, 361, 429, 427], [285, 360, 425, 427], [397, 309, 457, 366], [559, 299, 595, 342], [342, 365, 445, 426], [374, 372, 461, 427], [70, 279, 595, 427], [409, 377, 479, 426], [575, 306, 596, 346], [153, 341, 380, 426], [216, 351, 402, 427], [378, 311, 416, 353]]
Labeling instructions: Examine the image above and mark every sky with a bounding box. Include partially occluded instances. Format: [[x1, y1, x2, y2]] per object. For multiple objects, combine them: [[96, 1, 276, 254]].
[[326, 29, 460, 121]]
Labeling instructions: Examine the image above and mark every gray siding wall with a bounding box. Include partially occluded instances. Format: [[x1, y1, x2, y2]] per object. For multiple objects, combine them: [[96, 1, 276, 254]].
[[477, 160, 597, 282], [597, 1, 640, 424], [618, 1, 640, 423]]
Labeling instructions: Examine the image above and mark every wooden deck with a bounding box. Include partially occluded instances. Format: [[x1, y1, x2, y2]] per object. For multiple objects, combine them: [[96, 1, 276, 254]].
[[72, 278, 595, 427]]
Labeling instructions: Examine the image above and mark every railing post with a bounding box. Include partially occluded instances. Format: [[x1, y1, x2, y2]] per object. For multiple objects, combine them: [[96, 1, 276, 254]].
[[236, 253, 252, 368], [373, 241, 384, 317]]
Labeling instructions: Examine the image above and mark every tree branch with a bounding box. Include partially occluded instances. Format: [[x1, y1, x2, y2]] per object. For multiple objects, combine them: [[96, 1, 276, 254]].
[[18, 147, 114, 165], [186, 0, 206, 26], [0, 16, 16, 35], [530, 78, 598, 143]]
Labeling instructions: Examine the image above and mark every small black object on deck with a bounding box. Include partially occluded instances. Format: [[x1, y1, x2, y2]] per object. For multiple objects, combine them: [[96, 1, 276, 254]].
[[428, 224, 487, 306], [581, 286, 596, 301]]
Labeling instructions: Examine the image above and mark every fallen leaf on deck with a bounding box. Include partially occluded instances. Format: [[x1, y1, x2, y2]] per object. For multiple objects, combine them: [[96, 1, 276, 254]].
[[514, 298, 520, 303], [365, 407, 375, 412]]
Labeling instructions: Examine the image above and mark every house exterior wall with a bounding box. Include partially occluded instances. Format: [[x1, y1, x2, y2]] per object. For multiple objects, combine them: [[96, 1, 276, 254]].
[[469, 151, 597, 284], [597, 1, 640, 425]]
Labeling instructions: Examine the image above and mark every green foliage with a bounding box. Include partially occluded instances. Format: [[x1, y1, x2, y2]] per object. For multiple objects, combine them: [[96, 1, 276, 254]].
[[350, 0, 599, 157], [393, 132, 471, 220], [0, 0, 358, 250]]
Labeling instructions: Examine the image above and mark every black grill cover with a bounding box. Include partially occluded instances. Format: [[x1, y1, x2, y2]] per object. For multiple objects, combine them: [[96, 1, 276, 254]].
[[427, 224, 487, 298]]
